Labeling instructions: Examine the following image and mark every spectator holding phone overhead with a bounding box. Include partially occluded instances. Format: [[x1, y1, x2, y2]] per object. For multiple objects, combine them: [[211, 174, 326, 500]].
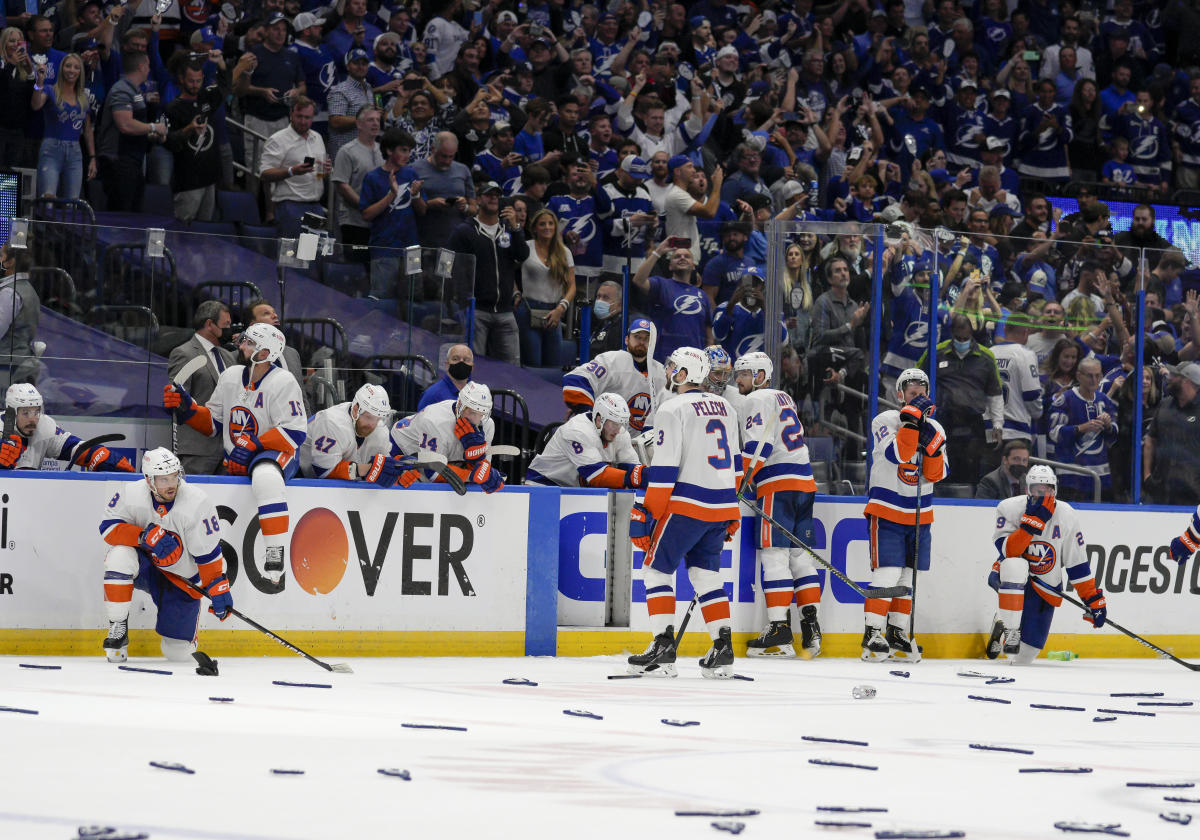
[[661, 155, 723, 265], [164, 56, 225, 221]]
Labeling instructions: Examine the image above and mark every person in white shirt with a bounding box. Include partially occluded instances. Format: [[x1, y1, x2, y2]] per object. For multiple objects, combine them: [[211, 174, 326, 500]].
[[661, 155, 723, 264], [259, 95, 328, 237]]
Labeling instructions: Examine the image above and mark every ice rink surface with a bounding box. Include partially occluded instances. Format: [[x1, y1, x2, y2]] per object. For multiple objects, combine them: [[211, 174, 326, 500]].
[[2, 652, 1198, 840]]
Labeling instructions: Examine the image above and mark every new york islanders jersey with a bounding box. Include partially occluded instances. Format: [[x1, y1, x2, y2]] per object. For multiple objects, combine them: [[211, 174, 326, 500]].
[[525, 411, 639, 487], [9, 413, 88, 469], [992, 341, 1043, 439], [864, 410, 948, 525], [389, 399, 496, 476], [644, 390, 742, 523], [99, 478, 225, 594], [992, 495, 1094, 602], [737, 388, 816, 497], [200, 365, 307, 462], [563, 350, 666, 432], [300, 401, 393, 479]]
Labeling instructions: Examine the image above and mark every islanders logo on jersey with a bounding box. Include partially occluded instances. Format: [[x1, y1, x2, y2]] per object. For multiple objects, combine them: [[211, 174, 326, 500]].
[[897, 462, 920, 486], [228, 406, 260, 442], [627, 392, 652, 431], [1024, 541, 1057, 575]]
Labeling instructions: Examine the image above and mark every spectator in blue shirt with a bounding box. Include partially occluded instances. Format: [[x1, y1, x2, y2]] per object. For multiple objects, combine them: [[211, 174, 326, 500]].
[[418, 344, 474, 410], [360, 128, 425, 310]]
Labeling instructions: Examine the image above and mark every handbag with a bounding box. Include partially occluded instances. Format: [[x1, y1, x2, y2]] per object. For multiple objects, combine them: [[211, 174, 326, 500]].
[[529, 308, 556, 329]]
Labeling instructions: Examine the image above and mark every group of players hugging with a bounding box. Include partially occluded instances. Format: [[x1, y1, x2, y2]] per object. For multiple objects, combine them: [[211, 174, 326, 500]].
[[3, 320, 1196, 668]]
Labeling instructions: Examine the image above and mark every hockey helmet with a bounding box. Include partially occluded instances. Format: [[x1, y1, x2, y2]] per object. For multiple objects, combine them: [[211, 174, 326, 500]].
[[895, 367, 930, 400], [241, 323, 285, 365], [4, 383, 43, 410], [142, 447, 184, 499], [1025, 464, 1057, 496], [352, 383, 391, 420], [733, 351, 773, 387], [593, 392, 630, 429], [456, 381, 493, 420], [666, 346, 711, 390], [703, 345, 732, 393]]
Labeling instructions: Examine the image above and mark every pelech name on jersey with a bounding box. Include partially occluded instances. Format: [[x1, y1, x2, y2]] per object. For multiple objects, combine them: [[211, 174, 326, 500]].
[[691, 399, 728, 417]]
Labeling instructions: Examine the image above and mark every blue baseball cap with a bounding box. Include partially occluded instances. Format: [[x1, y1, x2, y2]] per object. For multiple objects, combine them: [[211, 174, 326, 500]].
[[620, 155, 652, 180], [628, 318, 653, 335], [666, 154, 692, 176], [990, 204, 1021, 218], [346, 47, 370, 63], [689, 15, 709, 28], [928, 168, 952, 184]]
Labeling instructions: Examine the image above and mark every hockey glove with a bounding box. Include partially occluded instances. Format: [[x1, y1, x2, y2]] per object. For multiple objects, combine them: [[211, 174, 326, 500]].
[[907, 394, 935, 418], [363, 453, 401, 487], [228, 431, 263, 469], [469, 460, 504, 493], [1170, 528, 1200, 565], [204, 574, 233, 621], [454, 416, 488, 462], [629, 503, 655, 552], [623, 464, 647, 489], [0, 434, 26, 469], [987, 559, 1001, 592], [1081, 589, 1107, 628], [140, 524, 183, 568], [725, 517, 740, 543], [397, 469, 421, 488], [162, 383, 197, 420], [899, 404, 923, 432], [1020, 494, 1055, 536], [84, 445, 134, 473], [917, 422, 945, 457]]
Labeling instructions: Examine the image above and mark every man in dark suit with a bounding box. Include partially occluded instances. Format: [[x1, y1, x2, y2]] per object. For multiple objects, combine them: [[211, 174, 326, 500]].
[[974, 440, 1030, 500], [168, 300, 235, 475]]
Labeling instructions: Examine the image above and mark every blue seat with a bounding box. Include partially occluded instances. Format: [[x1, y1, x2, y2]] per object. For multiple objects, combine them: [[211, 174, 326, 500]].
[[217, 189, 261, 225], [141, 183, 174, 217], [189, 220, 238, 244], [237, 222, 279, 258]]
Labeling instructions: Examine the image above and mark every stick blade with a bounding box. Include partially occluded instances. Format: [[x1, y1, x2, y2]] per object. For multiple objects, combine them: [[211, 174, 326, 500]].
[[330, 663, 354, 674], [866, 586, 912, 599]]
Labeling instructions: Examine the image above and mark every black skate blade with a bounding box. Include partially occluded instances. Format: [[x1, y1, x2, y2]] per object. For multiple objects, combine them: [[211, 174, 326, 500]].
[[607, 674, 643, 679]]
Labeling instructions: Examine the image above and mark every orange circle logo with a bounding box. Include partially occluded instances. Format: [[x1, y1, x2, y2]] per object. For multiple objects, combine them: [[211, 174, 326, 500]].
[[289, 507, 349, 594]]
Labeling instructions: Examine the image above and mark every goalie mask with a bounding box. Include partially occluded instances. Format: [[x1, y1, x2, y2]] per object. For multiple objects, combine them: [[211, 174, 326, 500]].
[[703, 345, 732, 394], [142, 447, 184, 502]]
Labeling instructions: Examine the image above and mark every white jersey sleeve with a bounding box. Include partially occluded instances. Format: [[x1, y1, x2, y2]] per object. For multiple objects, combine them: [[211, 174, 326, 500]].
[[526, 412, 638, 486], [100, 479, 225, 582], [563, 349, 666, 432], [207, 365, 307, 456], [301, 402, 391, 478], [992, 496, 1093, 594], [737, 388, 816, 495], [15, 413, 83, 468], [389, 400, 495, 477]]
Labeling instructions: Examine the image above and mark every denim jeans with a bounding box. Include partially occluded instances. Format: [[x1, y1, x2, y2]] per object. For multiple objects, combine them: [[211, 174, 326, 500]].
[[36, 137, 83, 199], [514, 297, 564, 368], [473, 309, 520, 366]]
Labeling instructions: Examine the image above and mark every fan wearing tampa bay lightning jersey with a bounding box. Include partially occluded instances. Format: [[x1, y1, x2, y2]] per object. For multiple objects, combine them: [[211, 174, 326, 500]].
[[599, 154, 656, 276], [881, 250, 934, 383], [1112, 94, 1172, 187], [562, 319, 667, 432], [472, 122, 522, 195], [1171, 81, 1200, 184], [1017, 82, 1073, 181], [942, 82, 985, 169], [1048, 358, 1118, 499], [545, 160, 614, 284], [991, 316, 1043, 443]]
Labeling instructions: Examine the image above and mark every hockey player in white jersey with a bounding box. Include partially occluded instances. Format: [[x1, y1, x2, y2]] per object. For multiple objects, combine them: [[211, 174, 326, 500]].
[[525, 392, 646, 488], [301, 383, 412, 486], [703, 345, 744, 414], [987, 465, 1107, 664], [563, 318, 666, 432], [390, 381, 504, 492], [990, 314, 1042, 445], [733, 351, 822, 658], [98, 448, 232, 663], [627, 347, 742, 679], [862, 368, 948, 662], [0, 383, 134, 472], [1169, 506, 1200, 565], [163, 323, 306, 585]]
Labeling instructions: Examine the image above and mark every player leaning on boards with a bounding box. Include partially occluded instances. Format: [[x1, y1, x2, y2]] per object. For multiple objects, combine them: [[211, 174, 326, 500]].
[[628, 347, 742, 679], [1169, 506, 1200, 566], [1, 384, 134, 472], [301, 383, 409, 486], [99, 448, 233, 664], [562, 318, 666, 434], [987, 465, 1108, 665], [163, 324, 306, 584], [862, 368, 947, 662], [734, 351, 822, 659], [525, 392, 647, 489], [390, 381, 504, 493]]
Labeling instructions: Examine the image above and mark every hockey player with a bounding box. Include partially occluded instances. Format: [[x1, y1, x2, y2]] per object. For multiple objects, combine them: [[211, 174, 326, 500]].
[[525, 392, 646, 488], [1168, 506, 1200, 565], [627, 346, 742, 679], [862, 367, 948, 662], [390, 381, 504, 493], [301, 383, 409, 486], [702, 345, 743, 414], [98, 448, 233, 663], [734, 351, 822, 659], [163, 323, 306, 585], [987, 465, 1107, 664], [0, 383, 134, 472], [562, 318, 666, 432]]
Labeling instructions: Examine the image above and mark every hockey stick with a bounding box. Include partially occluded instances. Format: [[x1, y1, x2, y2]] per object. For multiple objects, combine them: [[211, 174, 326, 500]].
[[181, 579, 353, 673], [412, 450, 467, 495], [486, 444, 521, 457], [1061, 591, 1200, 672], [169, 355, 208, 456], [68, 434, 127, 471], [911, 448, 923, 638]]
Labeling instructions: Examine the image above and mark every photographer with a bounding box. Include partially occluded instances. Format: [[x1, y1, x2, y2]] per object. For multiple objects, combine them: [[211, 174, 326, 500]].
[[165, 55, 225, 221]]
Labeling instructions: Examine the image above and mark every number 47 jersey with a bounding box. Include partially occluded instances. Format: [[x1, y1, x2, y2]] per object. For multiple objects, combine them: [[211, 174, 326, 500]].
[[737, 389, 817, 498]]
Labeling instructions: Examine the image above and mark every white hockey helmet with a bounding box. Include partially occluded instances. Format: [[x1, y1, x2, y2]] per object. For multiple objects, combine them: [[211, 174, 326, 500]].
[[593, 392, 630, 430], [1025, 464, 1057, 496], [455, 381, 493, 419], [733, 351, 773, 386], [703, 345, 732, 393], [352, 383, 391, 419], [895, 367, 930, 399], [142, 447, 183, 479], [241, 322, 285, 365], [666, 346, 711, 390], [4, 383, 43, 410]]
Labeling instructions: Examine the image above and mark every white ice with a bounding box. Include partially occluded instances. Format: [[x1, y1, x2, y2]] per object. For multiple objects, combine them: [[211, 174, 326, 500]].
[[1, 652, 1197, 840]]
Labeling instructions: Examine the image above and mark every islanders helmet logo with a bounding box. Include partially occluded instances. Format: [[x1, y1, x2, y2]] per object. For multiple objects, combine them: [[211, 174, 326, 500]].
[[627, 392, 652, 430], [228, 406, 260, 442], [1024, 541, 1057, 575]]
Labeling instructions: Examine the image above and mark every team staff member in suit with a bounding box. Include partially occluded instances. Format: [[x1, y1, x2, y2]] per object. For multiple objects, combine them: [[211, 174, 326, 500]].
[[168, 300, 236, 475]]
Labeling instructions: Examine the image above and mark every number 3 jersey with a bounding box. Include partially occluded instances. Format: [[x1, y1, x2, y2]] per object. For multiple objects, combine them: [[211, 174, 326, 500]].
[[203, 365, 307, 461], [99, 479, 225, 589], [992, 495, 1094, 600], [300, 401, 392, 478], [865, 409, 949, 525], [645, 390, 742, 522], [736, 388, 816, 498]]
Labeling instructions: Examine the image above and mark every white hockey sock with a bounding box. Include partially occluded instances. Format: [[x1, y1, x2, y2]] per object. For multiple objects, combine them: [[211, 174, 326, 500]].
[[643, 568, 676, 638], [251, 462, 288, 550], [688, 567, 730, 640]]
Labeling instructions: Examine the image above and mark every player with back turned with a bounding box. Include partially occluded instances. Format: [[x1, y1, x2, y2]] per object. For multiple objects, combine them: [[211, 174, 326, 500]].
[[627, 346, 742, 679], [862, 368, 948, 662]]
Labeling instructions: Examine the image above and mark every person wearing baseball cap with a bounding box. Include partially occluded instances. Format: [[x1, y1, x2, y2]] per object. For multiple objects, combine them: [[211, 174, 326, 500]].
[[660, 153, 722, 264], [239, 4, 307, 184], [1146, 361, 1200, 504], [291, 12, 337, 129], [561, 316, 667, 433], [327, 47, 373, 160], [602, 155, 657, 279]]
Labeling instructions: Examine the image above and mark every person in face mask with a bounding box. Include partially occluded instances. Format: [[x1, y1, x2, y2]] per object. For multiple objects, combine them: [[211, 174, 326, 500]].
[[975, 440, 1030, 499], [711, 269, 788, 359], [588, 281, 624, 359], [168, 300, 237, 475], [418, 344, 475, 411]]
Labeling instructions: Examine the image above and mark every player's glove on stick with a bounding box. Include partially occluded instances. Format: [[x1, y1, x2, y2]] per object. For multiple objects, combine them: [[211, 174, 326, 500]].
[[204, 574, 233, 620], [162, 383, 197, 421], [987, 559, 1001, 592], [1020, 494, 1055, 536], [469, 460, 504, 493], [363, 453, 401, 487], [623, 464, 647, 489], [140, 524, 183, 568], [84, 445, 133, 472], [629, 503, 655, 552], [0, 434, 26, 468], [1082, 589, 1107, 628], [454, 417, 488, 462], [725, 517, 740, 543], [228, 431, 262, 469]]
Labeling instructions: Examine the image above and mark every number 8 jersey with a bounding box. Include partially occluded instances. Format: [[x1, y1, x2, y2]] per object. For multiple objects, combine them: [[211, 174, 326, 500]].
[[737, 388, 817, 497], [644, 391, 742, 522]]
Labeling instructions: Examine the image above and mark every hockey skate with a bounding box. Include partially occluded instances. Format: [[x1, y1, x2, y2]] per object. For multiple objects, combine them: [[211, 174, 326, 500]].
[[1002, 627, 1021, 657], [986, 616, 1004, 660], [627, 627, 677, 677], [861, 627, 890, 661], [103, 619, 129, 663], [886, 624, 922, 662], [745, 620, 795, 658], [699, 627, 734, 679], [263, 545, 285, 584], [799, 605, 822, 659]]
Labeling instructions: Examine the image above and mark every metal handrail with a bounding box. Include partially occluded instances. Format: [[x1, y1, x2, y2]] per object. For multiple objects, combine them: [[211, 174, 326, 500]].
[[1029, 456, 1102, 504], [836, 381, 899, 411], [819, 420, 867, 445], [225, 116, 270, 143]]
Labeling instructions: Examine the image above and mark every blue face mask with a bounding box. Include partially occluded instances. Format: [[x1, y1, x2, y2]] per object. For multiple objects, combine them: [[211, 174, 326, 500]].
[[593, 299, 612, 319], [953, 338, 972, 354]]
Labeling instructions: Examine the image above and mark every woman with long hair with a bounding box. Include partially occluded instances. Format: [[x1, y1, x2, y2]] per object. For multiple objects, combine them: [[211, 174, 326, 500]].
[[1039, 336, 1080, 456], [31, 52, 95, 199], [1068, 78, 1103, 181], [950, 273, 1001, 344], [0, 28, 35, 168], [782, 240, 815, 350], [516, 208, 576, 367]]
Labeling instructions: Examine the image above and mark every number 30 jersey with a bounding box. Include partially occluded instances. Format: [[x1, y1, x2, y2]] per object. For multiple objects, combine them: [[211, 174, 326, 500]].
[[736, 388, 816, 497], [644, 390, 742, 523], [562, 350, 666, 432]]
